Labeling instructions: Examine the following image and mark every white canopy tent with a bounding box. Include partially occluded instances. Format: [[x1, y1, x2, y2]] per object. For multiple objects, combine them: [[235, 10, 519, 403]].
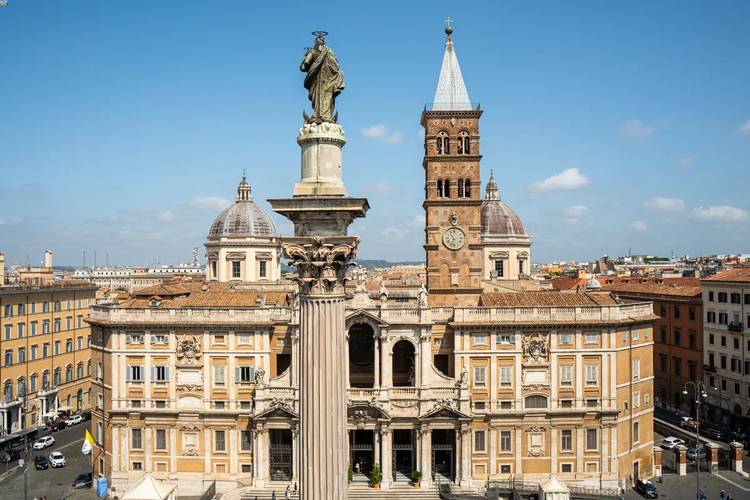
[[121, 473, 176, 500]]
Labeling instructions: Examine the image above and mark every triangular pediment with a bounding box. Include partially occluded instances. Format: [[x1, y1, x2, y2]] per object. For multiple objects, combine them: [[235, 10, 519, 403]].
[[347, 402, 390, 420], [254, 403, 299, 420], [420, 404, 471, 421], [346, 308, 389, 328]]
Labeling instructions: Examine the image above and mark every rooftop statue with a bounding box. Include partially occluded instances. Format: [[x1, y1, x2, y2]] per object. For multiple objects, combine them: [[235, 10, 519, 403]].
[[300, 31, 344, 123]]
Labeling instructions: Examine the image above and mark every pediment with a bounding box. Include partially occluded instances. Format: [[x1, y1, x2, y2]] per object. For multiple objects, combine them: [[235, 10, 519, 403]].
[[347, 402, 390, 420], [346, 308, 389, 328], [254, 403, 299, 420], [420, 404, 471, 421]]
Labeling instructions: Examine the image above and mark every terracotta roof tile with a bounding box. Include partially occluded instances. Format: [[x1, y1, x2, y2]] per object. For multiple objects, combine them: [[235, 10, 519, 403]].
[[119, 282, 289, 309], [601, 283, 701, 298], [479, 291, 620, 307], [703, 266, 750, 283]]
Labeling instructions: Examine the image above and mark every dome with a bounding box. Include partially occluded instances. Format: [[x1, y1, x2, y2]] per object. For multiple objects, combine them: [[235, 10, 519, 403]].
[[480, 172, 527, 236], [207, 175, 277, 239]]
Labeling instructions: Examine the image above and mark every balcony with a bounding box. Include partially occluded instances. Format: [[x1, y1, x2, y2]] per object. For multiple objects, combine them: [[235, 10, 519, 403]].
[[703, 364, 716, 373], [728, 322, 743, 333]]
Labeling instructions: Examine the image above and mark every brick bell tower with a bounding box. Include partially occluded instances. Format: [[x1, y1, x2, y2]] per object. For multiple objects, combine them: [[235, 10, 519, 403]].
[[421, 22, 484, 306]]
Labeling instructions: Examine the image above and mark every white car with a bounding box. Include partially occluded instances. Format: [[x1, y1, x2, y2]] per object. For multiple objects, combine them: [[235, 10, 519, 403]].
[[65, 415, 83, 427], [49, 451, 66, 468], [33, 436, 55, 450], [660, 436, 685, 450]]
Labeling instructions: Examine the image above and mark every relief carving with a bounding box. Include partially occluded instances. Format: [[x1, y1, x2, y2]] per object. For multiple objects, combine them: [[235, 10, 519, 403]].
[[176, 335, 202, 364], [283, 236, 358, 296], [522, 332, 549, 364]]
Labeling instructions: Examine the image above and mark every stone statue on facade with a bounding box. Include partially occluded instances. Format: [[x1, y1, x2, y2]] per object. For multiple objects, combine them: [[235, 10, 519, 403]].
[[300, 31, 345, 123]]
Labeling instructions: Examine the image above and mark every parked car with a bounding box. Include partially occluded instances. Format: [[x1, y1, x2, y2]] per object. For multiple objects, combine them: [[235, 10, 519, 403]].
[[34, 455, 49, 470], [65, 415, 83, 427], [48, 419, 67, 432], [680, 417, 698, 431], [634, 478, 658, 498], [48, 451, 65, 468], [33, 436, 55, 450], [702, 427, 723, 440], [687, 445, 707, 461], [0, 449, 20, 463], [72, 472, 93, 489], [660, 436, 685, 450]]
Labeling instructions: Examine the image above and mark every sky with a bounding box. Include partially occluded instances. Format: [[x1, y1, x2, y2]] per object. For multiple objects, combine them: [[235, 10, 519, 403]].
[[1, 0, 749, 267]]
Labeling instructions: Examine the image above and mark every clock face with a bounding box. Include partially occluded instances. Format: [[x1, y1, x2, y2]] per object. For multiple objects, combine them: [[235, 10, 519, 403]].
[[442, 227, 465, 250]]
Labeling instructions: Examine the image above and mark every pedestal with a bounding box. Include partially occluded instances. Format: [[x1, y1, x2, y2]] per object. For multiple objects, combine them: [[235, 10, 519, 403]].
[[294, 122, 347, 197]]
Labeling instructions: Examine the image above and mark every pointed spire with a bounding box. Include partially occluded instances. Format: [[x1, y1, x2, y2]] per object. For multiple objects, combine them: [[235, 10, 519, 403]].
[[236, 171, 252, 202], [432, 20, 472, 111], [485, 169, 499, 200]]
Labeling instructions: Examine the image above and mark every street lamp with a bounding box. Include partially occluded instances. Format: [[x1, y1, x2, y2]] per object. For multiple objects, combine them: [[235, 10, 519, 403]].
[[683, 381, 708, 500]]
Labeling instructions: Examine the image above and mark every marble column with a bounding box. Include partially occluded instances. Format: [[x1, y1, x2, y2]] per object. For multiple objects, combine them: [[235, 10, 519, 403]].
[[460, 426, 472, 486], [420, 426, 432, 487], [373, 335, 380, 388], [381, 428, 392, 490]]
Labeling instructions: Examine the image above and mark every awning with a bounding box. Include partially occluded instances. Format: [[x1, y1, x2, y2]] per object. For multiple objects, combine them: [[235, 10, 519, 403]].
[[122, 473, 175, 500]]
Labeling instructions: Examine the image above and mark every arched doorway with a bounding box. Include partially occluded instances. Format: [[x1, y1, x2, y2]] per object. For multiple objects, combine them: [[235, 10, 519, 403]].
[[349, 323, 375, 388], [392, 340, 415, 387]]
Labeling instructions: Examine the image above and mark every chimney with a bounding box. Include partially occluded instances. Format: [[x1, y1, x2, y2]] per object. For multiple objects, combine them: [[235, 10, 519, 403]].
[[43, 250, 53, 269], [0, 252, 5, 286]]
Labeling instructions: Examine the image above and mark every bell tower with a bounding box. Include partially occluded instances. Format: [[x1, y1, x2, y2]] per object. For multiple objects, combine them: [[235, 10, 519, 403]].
[[421, 22, 484, 306]]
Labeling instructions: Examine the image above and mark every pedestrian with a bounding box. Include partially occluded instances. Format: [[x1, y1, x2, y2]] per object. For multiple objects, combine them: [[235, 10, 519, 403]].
[[285, 484, 291, 500], [720, 489, 726, 500]]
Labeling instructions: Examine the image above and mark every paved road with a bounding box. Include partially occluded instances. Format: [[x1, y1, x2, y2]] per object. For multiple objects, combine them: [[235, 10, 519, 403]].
[[0, 423, 95, 500]]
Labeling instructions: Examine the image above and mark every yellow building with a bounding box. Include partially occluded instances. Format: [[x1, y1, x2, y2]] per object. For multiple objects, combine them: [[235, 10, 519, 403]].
[[0, 280, 97, 433]]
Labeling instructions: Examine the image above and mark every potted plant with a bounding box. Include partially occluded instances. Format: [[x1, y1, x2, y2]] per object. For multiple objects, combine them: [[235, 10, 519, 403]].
[[411, 469, 422, 487], [348, 464, 353, 483], [370, 463, 382, 489]]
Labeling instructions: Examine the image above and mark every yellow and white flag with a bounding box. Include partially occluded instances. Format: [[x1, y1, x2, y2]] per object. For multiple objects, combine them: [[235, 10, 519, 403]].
[[82, 429, 95, 455]]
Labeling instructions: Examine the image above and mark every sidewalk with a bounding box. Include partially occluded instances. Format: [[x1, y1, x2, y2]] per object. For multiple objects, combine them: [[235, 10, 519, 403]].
[[625, 471, 750, 499]]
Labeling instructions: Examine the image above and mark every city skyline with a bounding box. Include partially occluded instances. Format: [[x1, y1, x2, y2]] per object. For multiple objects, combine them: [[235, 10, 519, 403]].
[[2, 1, 750, 265]]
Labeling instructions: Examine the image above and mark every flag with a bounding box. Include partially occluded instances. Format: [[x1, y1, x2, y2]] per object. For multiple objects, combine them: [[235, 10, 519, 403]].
[[82, 429, 94, 455]]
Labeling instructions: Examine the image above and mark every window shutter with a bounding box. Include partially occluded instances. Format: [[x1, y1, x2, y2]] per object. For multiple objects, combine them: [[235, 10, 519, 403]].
[[235, 367, 240, 382], [150, 367, 155, 381], [249, 366, 256, 381], [165, 367, 170, 380], [126, 367, 131, 382]]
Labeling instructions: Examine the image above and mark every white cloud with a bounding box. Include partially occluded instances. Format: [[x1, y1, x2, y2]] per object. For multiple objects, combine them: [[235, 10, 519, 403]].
[[157, 210, 176, 222], [737, 119, 750, 137], [530, 168, 590, 193], [564, 205, 589, 217], [644, 197, 686, 213], [189, 196, 230, 211], [678, 157, 694, 168], [630, 220, 649, 232], [621, 119, 657, 139], [361, 124, 403, 144], [692, 205, 749, 223]]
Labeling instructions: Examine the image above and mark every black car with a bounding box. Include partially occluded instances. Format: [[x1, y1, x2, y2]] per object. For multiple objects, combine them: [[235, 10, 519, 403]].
[[34, 455, 49, 470], [0, 448, 20, 463], [634, 479, 658, 498], [72, 472, 93, 489], [702, 427, 723, 440]]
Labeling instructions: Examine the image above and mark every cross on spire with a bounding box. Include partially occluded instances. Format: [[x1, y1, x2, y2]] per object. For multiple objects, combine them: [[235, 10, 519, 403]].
[[444, 17, 454, 36]]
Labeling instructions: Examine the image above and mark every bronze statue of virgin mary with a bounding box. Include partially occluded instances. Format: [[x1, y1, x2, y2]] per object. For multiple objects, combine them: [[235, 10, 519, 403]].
[[300, 31, 345, 123]]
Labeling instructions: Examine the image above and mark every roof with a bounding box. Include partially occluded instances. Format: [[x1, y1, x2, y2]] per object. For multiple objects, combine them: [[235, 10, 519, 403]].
[[118, 282, 289, 309], [432, 26, 472, 111], [122, 473, 175, 500], [480, 200, 526, 237], [602, 282, 702, 299], [207, 176, 277, 239], [549, 277, 589, 290], [704, 266, 750, 283], [479, 291, 620, 307]]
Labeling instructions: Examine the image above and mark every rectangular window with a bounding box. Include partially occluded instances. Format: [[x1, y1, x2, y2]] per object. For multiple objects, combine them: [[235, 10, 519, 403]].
[[18, 347, 25, 363], [237, 333, 252, 345], [17, 303, 25, 315], [560, 333, 573, 345], [66, 339, 73, 352], [560, 365, 573, 386], [31, 346, 37, 360], [500, 431, 512, 452], [43, 343, 49, 358], [719, 313, 728, 325], [561, 430, 573, 452], [708, 291, 714, 302], [707, 311, 716, 323], [241, 430, 252, 451], [659, 353, 667, 372], [673, 328, 681, 346], [731, 292, 741, 304], [497, 334, 514, 345], [474, 333, 487, 345], [127, 333, 144, 344], [494, 259, 504, 277], [3, 304, 12, 318], [151, 334, 168, 344], [499, 366, 512, 387], [474, 431, 486, 452], [232, 261, 241, 279], [632, 359, 641, 381], [4, 325, 10, 340], [237, 366, 256, 383], [30, 321, 37, 336], [18, 323, 24, 338], [154, 366, 169, 382], [77, 315, 83, 328], [42, 321, 49, 334], [4, 350, 12, 367], [43, 301, 49, 313], [585, 365, 598, 386], [65, 316, 72, 330], [660, 327, 667, 343], [128, 365, 144, 382], [561, 463, 573, 473], [473, 366, 486, 387], [674, 304, 681, 319], [215, 430, 226, 452], [214, 366, 225, 385], [132, 428, 142, 449], [132, 462, 143, 471], [500, 464, 511, 474], [718, 292, 727, 303], [586, 429, 598, 450], [632, 328, 639, 341], [155, 429, 166, 450], [689, 332, 696, 349], [633, 391, 641, 408], [721, 336, 727, 347], [97, 423, 103, 444], [673, 357, 681, 376], [633, 421, 640, 443], [584, 333, 597, 344], [259, 260, 267, 278]]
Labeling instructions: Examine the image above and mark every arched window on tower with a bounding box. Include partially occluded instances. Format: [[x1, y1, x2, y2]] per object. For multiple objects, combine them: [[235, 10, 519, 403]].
[[444, 179, 451, 198], [464, 179, 471, 197], [437, 179, 444, 198], [437, 131, 449, 155], [458, 131, 470, 155], [457, 179, 464, 198]]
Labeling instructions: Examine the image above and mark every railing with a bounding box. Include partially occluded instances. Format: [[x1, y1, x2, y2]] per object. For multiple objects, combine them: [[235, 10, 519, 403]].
[[90, 305, 293, 324], [569, 484, 620, 499], [390, 388, 418, 398], [452, 302, 654, 324], [728, 322, 743, 332]]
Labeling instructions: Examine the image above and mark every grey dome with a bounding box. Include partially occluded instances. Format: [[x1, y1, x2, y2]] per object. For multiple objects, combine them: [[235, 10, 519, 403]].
[[207, 176, 277, 239], [480, 172, 526, 236]]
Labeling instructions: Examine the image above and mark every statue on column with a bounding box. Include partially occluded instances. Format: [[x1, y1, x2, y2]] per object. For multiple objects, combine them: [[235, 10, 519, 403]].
[[300, 31, 345, 123]]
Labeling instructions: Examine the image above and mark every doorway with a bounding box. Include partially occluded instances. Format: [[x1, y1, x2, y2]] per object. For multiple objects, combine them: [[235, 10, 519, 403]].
[[269, 429, 293, 481], [349, 430, 374, 478], [392, 429, 415, 481], [431, 429, 455, 481]]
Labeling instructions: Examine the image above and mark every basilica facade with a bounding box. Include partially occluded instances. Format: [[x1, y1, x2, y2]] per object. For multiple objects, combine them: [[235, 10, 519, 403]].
[[89, 27, 655, 498]]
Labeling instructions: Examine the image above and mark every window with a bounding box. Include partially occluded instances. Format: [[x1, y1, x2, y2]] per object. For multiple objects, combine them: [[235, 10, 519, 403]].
[[30, 374, 37, 393], [214, 366, 226, 385], [586, 429, 598, 450], [77, 362, 83, 379], [127, 365, 144, 382], [154, 366, 169, 382], [18, 323, 24, 338], [66, 339, 73, 352], [18, 347, 25, 363], [155, 429, 167, 450], [499, 366, 512, 387], [496, 333, 514, 345], [151, 334, 168, 344], [4, 325, 10, 340], [689, 332, 696, 349], [131, 428, 142, 449], [474, 431, 486, 452], [689, 361, 697, 380], [560, 333, 573, 345], [31, 345, 37, 360], [4, 350, 12, 367], [735, 338, 741, 350], [709, 333, 714, 344], [30, 321, 37, 336], [443, 179, 451, 198], [561, 463, 573, 473], [721, 355, 727, 370], [77, 315, 83, 328], [54, 300, 60, 312], [65, 364, 73, 382], [718, 292, 727, 303], [127, 333, 144, 344], [474, 333, 487, 345], [237, 366, 256, 383], [559, 365, 573, 386], [215, 430, 226, 452], [3, 304, 12, 317], [97, 423, 103, 444], [560, 399, 573, 408], [237, 333, 252, 345], [745, 294, 750, 305], [43, 343, 49, 358], [525, 395, 548, 409], [436, 131, 449, 155], [66, 316, 72, 330], [54, 368, 61, 386], [494, 259, 504, 278], [632, 359, 641, 380], [673, 328, 681, 346], [734, 382, 740, 394], [708, 291, 714, 302], [500, 464, 511, 474], [674, 304, 681, 319], [97, 393, 103, 409], [633, 421, 640, 443], [561, 430, 573, 452], [42, 321, 49, 334], [458, 131, 470, 154], [585, 365, 598, 386], [731, 293, 741, 304], [633, 391, 641, 408], [584, 333, 598, 344], [721, 336, 727, 347], [436, 179, 444, 197], [689, 306, 696, 321], [259, 260, 267, 278], [231, 261, 241, 279], [500, 431, 512, 452], [473, 366, 486, 386], [241, 430, 252, 451], [97, 362, 103, 379], [54, 341, 60, 355], [659, 353, 667, 372], [707, 311, 716, 323]]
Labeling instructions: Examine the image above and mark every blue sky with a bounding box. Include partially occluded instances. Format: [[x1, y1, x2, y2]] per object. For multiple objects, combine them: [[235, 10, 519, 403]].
[[1, 1, 749, 266]]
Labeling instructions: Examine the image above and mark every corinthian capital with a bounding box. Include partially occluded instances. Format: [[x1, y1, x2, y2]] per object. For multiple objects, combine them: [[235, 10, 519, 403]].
[[283, 236, 359, 296]]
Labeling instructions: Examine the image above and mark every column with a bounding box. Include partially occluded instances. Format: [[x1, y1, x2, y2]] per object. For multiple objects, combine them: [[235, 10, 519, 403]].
[[373, 335, 380, 388], [676, 444, 687, 476], [420, 426, 431, 488], [460, 426, 471, 486], [293, 426, 300, 485], [706, 442, 719, 474], [653, 447, 662, 480], [145, 426, 152, 471], [381, 428, 392, 490], [374, 428, 381, 467], [254, 428, 267, 487], [170, 426, 177, 473], [229, 429, 237, 474], [382, 338, 392, 389], [204, 428, 211, 475], [731, 441, 744, 473], [550, 428, 558, 475], [488, 427, 497, 480]]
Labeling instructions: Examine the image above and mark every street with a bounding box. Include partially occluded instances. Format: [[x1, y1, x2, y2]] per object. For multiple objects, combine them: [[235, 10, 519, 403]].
[[0, 423, 95, 500]]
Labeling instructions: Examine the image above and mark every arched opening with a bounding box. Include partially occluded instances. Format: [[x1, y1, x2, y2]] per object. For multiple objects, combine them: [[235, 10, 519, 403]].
[[437, 179, 444, 198], [349, 323, 375, 388], [458, 131, 470, 155], [437, 131, 449, 155], [525, 395, 548, 409], [444, 179, 451, 198], [464, 179, 471, 197], [457, 179, 464, 198], [392, 340, 416, 387]]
